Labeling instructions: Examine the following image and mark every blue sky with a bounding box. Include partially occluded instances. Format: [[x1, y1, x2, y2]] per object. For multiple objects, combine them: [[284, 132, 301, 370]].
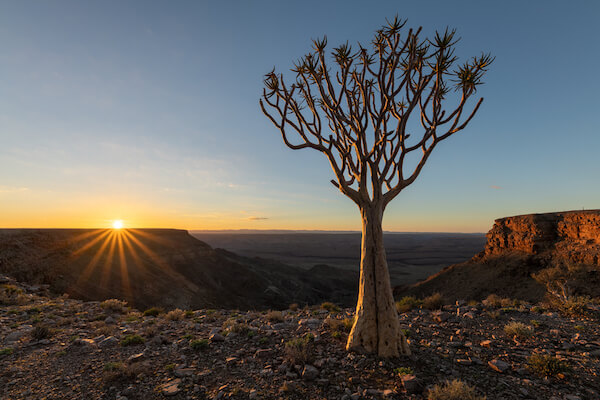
[[1, 0, 599, 231]]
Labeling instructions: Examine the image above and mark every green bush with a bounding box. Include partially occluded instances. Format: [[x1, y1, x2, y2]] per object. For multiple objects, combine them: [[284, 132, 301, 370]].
[[428, 379, 486, 400], [190, 339, 209, 351], [527, 354, 570, 378], [394, 366, 413, 376], [321, 302, 340, 313], [143, 307, 163, 317], [120, 335, 145, 346], [0, 348, 13, 357], [284, 336, 314, 365], [396, 296, 423, 313]]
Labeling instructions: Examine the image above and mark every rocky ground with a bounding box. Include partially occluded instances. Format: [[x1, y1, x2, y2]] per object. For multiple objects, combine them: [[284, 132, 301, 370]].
[[1, 275, 599, 400]]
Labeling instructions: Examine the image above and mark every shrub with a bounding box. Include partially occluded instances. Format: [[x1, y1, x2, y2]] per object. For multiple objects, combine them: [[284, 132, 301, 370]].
[[0, 284, 27, 305], [324, 317, 343, 332], [394, 367, 413, 376], [321, 302, 340, 313], [401, 328, 410, 338], [527, 354, 570, 378], [395, 296, 423, 313], [31, 325, 51, 341], [549, 296, 592, 318], [143, 307, 163, 317], [289, 303, 299, 311], [120, 335, 145, 346], [284, 336, 314, 365], [423, 293, 444, 310], [342, 317, 354, 332], [100, 299, 128, 314], [483, 294, 502, 308], [165, 308, 185, 321], [190, 339, 209, 351], [503, 322, 533, 339], [102, 361, 147, 384], [265, 310, 283, 322], [184, 310, 195, 318], [0, 348, 13, 357], [222, 319, 249, 334], [427, 379, 486, 400]]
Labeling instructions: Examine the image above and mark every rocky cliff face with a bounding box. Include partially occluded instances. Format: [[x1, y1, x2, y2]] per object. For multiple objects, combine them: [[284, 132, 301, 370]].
[[481, 210, 600, 265], [398, 210, 600, 302]]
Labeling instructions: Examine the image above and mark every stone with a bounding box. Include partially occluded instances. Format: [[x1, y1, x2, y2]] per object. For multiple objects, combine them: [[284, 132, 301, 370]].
[[254, 348, 273, 358], [480, 340, 493, 348], [432, 311, 450, 323], [174, 368, 195, 377], [209, 333, 225, 342], [98, 336, 119, 348], [160, 379, 181, 396], [488, 359, 510, 373], [127, 352, 145, 363], [301, 365, 319, 381], [401, 374, 421, 394]]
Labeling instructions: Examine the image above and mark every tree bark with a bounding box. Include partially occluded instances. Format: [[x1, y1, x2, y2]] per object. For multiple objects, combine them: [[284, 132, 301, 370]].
[[346, 203, 411, 357]]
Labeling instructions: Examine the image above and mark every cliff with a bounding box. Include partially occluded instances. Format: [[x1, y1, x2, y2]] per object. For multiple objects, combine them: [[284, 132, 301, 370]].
[[397, 210, 600, 302]]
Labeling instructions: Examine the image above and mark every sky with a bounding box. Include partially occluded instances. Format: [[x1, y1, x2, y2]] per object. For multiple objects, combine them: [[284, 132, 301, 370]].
[[1, 1, 599, 232]]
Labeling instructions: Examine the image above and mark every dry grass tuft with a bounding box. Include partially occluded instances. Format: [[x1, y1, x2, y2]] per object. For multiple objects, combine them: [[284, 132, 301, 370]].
[[100, 299, 128, 314], [423, 293, 444, 310], [164, 308, 185, 321], [427, 379, 486, 400], [503, 322, 533, 339]]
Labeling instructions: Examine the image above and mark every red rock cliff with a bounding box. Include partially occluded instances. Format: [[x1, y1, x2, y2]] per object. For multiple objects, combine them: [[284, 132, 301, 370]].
[[482, 210, 600, 265]]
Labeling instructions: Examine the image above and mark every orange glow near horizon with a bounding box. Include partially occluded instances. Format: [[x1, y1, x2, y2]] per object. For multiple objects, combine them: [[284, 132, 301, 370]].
[[112, 220, 124, 229]]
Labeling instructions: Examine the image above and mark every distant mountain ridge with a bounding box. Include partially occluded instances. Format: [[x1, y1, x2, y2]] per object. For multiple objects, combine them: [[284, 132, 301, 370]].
[[398, 210, 600, 302], [0, 229, 357, 310]]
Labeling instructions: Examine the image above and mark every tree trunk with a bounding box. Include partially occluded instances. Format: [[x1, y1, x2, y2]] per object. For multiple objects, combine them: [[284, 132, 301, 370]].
[[346, 203, 410, 357]]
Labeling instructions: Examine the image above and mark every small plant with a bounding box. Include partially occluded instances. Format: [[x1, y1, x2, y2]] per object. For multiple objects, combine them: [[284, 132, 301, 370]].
[[423, 293, 444, 310], [394, 367, 413, 376], [265, 310, 283, 322], [467, 300, 478, 306], [190, 339, 209, 351], [486, 310, 500, 320], [321, 302, 340, 313], [184, 310, 195, 318], [125, 313, 140, 323], [31, 325, 51, 341], [527, 354, 570, 378], [258, 337, 269, 346], [531, 305, 543, 313], [289, 303, 299, 311], [483, 294, 502, 308], [342, 317, 354, 332], [55, 350, 67, 357], [331, 331, 342, 339], [102, 361, 146, 384], [165, 363, 175, 371], [529, 319, 542, 328], [120, 334, 145, 346], [181, 334, 194, 340], [503, 322, 533, 339], [427, 379, 486, 400], [222, 319, 249, 334], [574, 325, 584, 331], [401, 328, 410, 338], [143, 307, 163, 317], [0, 284, 27, 305], [247, 330, 257, 338], [284, 336, 314, 365], [165, 308, 185, 321], [0, 348, 13, 356], [395, 296, 423, 313], [100, 299, 128, 314]]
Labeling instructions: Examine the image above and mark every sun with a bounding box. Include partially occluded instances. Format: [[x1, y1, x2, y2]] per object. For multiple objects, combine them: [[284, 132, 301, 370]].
[[112, 220, 124, 229]]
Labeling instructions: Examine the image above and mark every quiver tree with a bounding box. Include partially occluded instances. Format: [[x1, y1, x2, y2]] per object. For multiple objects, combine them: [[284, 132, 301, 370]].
[[260, 17, 492, 357]]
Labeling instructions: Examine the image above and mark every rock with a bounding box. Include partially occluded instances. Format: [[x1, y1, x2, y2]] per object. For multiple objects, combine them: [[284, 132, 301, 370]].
[[160, 379, 181, 396], [174, 368, 195, 378], [564, 396, 581, 400], [401, 374, 421, 394], [254, 348, 273, 358], [488, 359, 510, 373], [301, 365, 319, 381], [71, 338, 97, 353], [480, 340, 493, 348], [5, 330, 27, 343], [104, 316, 117, 325], [128, 352, 145, 363], [210, 333, 225, 342], [432, 311, 450, 322], [98, 336, 119, 348], [589, 349, 600, 358], [455, 358, 472, 366]]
